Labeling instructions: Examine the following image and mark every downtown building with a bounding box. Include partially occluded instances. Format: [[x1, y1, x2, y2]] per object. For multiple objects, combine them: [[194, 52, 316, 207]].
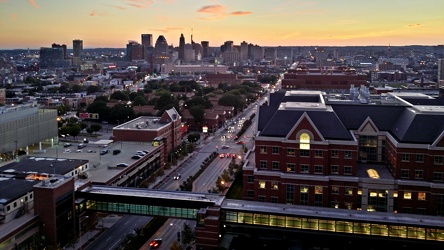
[[243, 88, 444, 216]]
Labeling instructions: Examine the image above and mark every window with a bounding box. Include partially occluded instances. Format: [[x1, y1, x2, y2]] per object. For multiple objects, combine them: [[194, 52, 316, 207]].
[[272, 146, 279, 154], [247, 176, 254, 183], [258, 196, 266, 202], [401, 169, 409, 178], [259, 161, 267, 169], [260, 146, 267, 154], [247, 190, 254, 198], [344, 150, 352, 159], [271, 182, 279, 190], [401, 153, 409, 162], [7, 205, 10, 211], [434, 156, 444, 164], [300, 164, 309, 173], [345, 187, 353, 195], [418, 192, 426, 201], [330, 165, 339, 174], [272, 161, 279, 170], [287, 148, 295, 156], [314, 150, 323, 158], [300, 133, 310, 150], [344, 166, 352, 175], [258, 181, 266, 189], [315, 186, 323, 194], [345, 203, 353, 209], [416, 154, 424, 162], [300, 186, 308, 193], [415, 170, 424, 179], [331, 149, 338, 158], [300, 150, 310, 157], [433, 172, 443, 182], [286, 184, 294, 204], [314, 165, 323, 174], [332, 187, 339, 194], [287, 163, 295, 172], [404, 192, 412, 200], [271, 197, 278, 203]]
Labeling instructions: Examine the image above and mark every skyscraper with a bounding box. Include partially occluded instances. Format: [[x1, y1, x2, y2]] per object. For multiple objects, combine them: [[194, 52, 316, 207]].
[[73, 39, 83, 58], [52, 43, 67, 59], [141, 34, 153, 61], [201, 41, 209, 58], [154, 35, 169, 64], [141, 34, 153, 47], [179, 34, 185, 61], [126, 41, 144, 61]]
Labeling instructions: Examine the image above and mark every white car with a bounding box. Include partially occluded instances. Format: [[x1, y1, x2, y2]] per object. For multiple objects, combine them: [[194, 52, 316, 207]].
[[64, 149, 71, 153]]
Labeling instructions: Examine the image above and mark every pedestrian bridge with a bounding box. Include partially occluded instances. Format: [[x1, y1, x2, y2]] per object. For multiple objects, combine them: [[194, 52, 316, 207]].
[[76, 185, 444, 248]]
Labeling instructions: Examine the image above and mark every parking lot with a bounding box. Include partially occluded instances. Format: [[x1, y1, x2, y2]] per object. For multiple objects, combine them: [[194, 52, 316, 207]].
[[29, 134, 157, 184]]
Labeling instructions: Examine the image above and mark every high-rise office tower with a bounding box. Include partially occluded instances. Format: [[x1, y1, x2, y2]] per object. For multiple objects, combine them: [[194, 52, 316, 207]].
[[201, 41, 209, 58], [240, 41, 248, 62], [126, 41, 144, 61], [141, 34, 153, 61], [52, 43, 67, 59], [154, 35, 170, 64], [179, 34, 185, 61], [40, 47, 66, 68], [141, 34, 153, 47], [73, 39, 83, 58]]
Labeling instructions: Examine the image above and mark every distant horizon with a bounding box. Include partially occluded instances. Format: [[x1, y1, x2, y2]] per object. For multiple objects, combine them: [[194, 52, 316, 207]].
[[1, 44, 442, 52], [1, 1, 443, 50]]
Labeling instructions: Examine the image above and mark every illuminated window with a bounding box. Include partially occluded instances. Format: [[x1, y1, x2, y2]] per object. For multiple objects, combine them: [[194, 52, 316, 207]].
[[287, 163, 295, 172], [345, 187, 353, 195], [300, 133, 310, 150], [415, 170, 424, 179], [315, 186, 323, 194], [300, 186, 308, 193], [418, 192, 426, 201], [404, 192, 412, 200], [258, 182, 266, 189], [260, 146, 267, 154], [272, 182, 279, 190]]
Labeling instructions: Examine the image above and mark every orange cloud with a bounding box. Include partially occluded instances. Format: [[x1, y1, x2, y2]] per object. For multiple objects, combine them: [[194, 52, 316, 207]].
[[27, 0, 39, 8], [407, 23, 421, 28], [124, 0, 154, 8], [197, 5, 251, 20], [230, 11, 252, 16]]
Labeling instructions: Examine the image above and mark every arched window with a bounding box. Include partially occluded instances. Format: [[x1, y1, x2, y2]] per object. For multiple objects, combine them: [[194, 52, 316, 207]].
[[300, 133, 310, 150]]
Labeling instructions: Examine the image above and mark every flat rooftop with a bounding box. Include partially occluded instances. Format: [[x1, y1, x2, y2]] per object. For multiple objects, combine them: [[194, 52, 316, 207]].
[[114, 116, 167, 131]]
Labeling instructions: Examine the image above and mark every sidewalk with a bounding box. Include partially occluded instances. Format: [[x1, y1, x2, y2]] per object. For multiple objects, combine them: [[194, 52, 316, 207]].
[[65, 215, 122, 250]]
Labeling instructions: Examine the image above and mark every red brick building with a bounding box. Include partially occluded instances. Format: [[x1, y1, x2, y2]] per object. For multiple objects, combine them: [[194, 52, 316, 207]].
[[243, 89, 444, 216], [112, 108, 182, 155], [281, 65, 369, 90]]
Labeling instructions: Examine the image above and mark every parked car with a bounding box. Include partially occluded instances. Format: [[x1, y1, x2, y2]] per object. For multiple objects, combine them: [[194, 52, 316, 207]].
[[116, 163, 129, 168], [222, 145, 230, 149], [78, 143, 86, 149], [131, 155, 142, 160], [113, 149, 121, 155], [100, 149, 108, 155], [63, 143, 72, 148]]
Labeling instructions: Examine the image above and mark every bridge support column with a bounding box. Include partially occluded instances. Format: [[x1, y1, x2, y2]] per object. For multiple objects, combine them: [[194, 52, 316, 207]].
[[195, 207, 221, 249]]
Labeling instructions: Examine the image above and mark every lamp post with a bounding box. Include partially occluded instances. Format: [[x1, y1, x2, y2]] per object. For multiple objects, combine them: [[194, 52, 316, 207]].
[[14, 140, 18, 160]]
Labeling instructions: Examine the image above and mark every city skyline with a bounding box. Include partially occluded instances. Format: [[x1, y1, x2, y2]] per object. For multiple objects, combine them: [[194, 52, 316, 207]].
[[1, 0, 443, 50]]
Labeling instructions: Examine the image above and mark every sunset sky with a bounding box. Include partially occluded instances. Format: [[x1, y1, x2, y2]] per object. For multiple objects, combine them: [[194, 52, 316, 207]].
[[1, 0, 443, 49]]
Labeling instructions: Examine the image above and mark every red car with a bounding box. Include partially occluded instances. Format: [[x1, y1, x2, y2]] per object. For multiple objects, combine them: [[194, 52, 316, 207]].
[[149, 238, 163, 248]]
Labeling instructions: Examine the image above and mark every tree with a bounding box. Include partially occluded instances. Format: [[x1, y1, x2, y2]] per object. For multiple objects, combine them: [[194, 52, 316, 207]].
[[87, 101, 110, 122], [189, 105, 205, 125], [181, 223, 195, 246], [90, 124, 102, 134], [187, 133, 200, 143], [86, 85, 100, 95], [109, 103, 135, 124], [110, 91, 130, 101], [133, 96, 147, 106]]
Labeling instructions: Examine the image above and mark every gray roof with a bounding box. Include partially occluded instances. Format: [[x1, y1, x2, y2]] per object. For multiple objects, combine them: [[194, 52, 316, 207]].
[[0, 178, 40, 204]]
